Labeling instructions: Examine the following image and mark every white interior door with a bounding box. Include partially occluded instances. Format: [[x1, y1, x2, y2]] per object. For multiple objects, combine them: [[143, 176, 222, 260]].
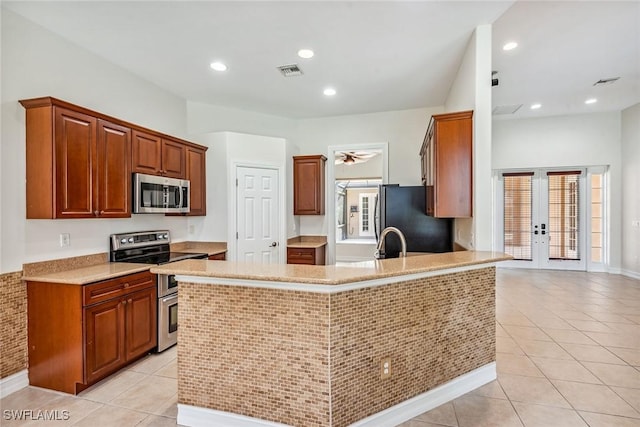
[[236, 166, 280, 264], [358, 193, 376, 237], [497, 169, 586, 270]]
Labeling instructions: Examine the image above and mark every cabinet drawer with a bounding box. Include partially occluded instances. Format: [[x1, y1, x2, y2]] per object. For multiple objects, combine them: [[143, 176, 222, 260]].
[[287, 248, 316, 265], [208, 252, 226, 260], [83, 271, 155, 307]]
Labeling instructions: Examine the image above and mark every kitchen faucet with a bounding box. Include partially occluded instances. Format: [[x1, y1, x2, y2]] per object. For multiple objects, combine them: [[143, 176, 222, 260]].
[[374, 226, 407, 259]]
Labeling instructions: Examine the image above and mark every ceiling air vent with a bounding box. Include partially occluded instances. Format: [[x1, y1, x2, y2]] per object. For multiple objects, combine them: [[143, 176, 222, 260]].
[[277, 64, 303, 77], [593, 77, 620, 86], [492, 104, 522, 115]]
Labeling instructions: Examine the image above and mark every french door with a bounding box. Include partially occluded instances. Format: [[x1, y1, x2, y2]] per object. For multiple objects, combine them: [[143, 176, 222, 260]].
[[497, 169, 587, 270]]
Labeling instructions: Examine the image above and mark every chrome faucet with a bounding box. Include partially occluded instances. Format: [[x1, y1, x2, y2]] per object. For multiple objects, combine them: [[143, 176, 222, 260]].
[[374, 226, 407, 259]]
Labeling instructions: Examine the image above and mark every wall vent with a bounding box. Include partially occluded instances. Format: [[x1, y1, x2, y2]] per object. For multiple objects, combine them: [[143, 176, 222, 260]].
[[277, 64, 303, 77], [492, 104, 522, 115]]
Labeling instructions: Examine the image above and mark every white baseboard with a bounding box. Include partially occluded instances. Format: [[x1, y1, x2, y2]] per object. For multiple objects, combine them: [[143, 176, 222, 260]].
[[177, 362, 496, 427], [0, 370, 29, 398], [622, 269, 640, 280]]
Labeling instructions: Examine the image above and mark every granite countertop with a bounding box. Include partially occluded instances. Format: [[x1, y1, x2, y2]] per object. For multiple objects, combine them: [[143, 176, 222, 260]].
[[151, 251, 511, 286], [23, 263, 151, 285], [171, 241, 227, 256], [287, 235, 327, 249]]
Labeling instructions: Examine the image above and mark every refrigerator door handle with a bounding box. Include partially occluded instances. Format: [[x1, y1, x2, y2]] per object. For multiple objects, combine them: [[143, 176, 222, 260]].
[[374, 194, 379, 241]]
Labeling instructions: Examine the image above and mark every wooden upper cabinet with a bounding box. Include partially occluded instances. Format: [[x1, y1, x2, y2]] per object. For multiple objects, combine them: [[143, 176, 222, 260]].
[[131, 130, 162, 175], [97, 120, 131, 217], [161, 139, 186, 179], [293, 155, 326, 215], [20, 97, 204, 219], [20, 98, 131, 219], [184, 146, 206, 216], [131, 132, 185, 179], [420, 110, 473, 218]]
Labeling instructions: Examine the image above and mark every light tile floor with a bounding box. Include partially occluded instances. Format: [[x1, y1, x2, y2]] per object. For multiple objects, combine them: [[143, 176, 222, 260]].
[[2, 269, 640, 426]]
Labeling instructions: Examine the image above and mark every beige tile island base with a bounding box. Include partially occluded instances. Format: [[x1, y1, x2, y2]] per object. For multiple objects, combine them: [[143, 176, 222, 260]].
[[151, 251, 510, 427]]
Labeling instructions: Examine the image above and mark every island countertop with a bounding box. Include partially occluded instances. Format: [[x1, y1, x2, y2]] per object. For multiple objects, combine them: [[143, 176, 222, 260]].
[[150, 250, 510, 285]]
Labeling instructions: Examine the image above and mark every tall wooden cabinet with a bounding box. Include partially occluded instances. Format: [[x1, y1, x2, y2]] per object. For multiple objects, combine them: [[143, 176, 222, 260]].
[[184, 146, 207, 216], [293, 155, 326, 215], [27, 271, 157, 394], [20, 98, 131, 219], [420, 110, 473, 218]]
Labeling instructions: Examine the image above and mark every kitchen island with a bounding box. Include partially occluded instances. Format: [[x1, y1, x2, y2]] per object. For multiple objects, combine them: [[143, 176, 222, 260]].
[[151, 251, 510, 427]]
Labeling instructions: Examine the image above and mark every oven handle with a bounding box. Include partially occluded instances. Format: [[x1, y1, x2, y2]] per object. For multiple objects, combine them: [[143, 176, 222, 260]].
[[161, 294, 178, 304]]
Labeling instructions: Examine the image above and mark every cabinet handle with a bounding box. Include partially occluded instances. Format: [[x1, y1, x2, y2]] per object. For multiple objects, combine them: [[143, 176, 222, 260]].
[[100, 210, 104, 215], [123, 283, 129, 288], [122, 300, 127, 306], [128, 299, 132, 304], [93, 210, 99, 217]]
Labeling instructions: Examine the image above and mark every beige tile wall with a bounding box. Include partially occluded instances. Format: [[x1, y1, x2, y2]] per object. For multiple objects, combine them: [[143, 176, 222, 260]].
[[178, 267, 496, 427], [0, 271, 27, 378], [178, 284, 331, 426], [330, 267, 496, 426]]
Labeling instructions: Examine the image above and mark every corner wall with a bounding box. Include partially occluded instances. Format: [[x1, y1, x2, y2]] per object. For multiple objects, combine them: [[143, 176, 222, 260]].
[[621, 103, 640, 277], [444, 25, 493, 251]]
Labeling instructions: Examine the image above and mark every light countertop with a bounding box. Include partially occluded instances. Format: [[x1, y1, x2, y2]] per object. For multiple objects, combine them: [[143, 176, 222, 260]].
[[170, 241, 227, 256], [23, 263, 151, 285], [286, 235, 327, 249], [151, 251, 511, 286]]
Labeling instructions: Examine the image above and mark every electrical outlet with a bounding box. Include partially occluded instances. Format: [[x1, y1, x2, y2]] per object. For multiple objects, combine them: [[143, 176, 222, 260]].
[[59, 233, 70, 247], [380, 357, 392, 379]]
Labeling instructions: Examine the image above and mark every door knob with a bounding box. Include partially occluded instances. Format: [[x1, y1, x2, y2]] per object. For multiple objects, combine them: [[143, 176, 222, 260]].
[[270, 242, 278, 247]]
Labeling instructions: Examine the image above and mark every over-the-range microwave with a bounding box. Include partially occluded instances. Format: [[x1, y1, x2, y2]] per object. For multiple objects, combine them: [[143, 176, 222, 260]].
[[133, 173, 190, 214]]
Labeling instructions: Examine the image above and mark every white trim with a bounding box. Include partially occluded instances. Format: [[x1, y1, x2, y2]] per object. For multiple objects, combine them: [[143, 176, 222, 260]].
[[351, 363, 496, 427], [0, 370, 29, 398], [178, 404, 292, 427], [176, 363, 496, 427], [176, 262, 496, 294], [622, 269, 640, 280], [327, 142, 389, 265]]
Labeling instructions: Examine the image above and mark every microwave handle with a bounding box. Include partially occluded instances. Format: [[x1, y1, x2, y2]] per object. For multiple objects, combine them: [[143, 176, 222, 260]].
[[177, 185, 184, 209]]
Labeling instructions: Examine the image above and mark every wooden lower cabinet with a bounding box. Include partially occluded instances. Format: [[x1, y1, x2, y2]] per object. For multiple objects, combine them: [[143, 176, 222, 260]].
[[28, 271, 157, 394], [287, 246, 326, 265], [208, 252, 226, 260]]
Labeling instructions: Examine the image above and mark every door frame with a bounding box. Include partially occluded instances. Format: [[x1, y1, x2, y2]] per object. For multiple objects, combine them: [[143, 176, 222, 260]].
[[228, 162, 285, 263], [494, 166, 606, 272], [326, 142, 389, 265]]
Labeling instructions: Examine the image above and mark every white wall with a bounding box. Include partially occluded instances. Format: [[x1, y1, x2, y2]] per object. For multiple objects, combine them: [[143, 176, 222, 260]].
[[444, 24, 493, 251], [621, 103, 640, 276], [335, 155, 383, 180], [0, 9, 193, 273], [492, 112, 623, 271], [295, 106, 442, 236], [188, 132, 292, 260]]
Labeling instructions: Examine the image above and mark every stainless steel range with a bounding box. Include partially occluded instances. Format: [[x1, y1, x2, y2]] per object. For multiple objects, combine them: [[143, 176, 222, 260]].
[[110, 230, 208, 352]]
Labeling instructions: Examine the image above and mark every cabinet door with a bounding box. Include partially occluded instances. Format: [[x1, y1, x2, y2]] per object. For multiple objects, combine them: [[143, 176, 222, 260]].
[[185, 146, 206, 216], [125, 287, 157, 361], [85, 298, 126, 384], [54, 107, 96, 218], [96, 120, 131, 217], [161, 139, 186, 179], [132, 130, 162, 175], [293, 156, 326, 215]]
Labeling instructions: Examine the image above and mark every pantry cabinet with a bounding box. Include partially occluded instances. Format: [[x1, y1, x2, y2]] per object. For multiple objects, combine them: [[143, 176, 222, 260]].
[[420, 110, 473, 218], [293, 155, 327, 215], [27, 271, 157, 394]]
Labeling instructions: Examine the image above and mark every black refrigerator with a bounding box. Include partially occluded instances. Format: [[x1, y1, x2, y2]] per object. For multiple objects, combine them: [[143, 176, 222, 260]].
[[374, 185, 453, 258]]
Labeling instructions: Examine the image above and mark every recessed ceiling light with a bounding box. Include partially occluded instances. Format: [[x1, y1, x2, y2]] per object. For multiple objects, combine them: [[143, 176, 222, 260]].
[[530, 103, 542, 110], [298, 49, 314, 59], [503, 42, 518, 51], [323, 88, 336, 96], [210, 61, 227, 72], [585, 98, 598, 105]]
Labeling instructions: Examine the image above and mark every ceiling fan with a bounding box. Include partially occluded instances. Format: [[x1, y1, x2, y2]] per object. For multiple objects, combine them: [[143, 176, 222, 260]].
[[335, 151, 378, 165]]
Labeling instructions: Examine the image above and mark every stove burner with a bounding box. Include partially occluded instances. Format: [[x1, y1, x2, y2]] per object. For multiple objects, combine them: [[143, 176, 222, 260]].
[[109, 230, 207, 264]]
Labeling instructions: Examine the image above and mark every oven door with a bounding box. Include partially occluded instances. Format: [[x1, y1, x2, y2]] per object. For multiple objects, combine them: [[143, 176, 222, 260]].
[[158, 274, 178, 298], [158, 293, 178, 352], [133, 173, 190, 214]]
